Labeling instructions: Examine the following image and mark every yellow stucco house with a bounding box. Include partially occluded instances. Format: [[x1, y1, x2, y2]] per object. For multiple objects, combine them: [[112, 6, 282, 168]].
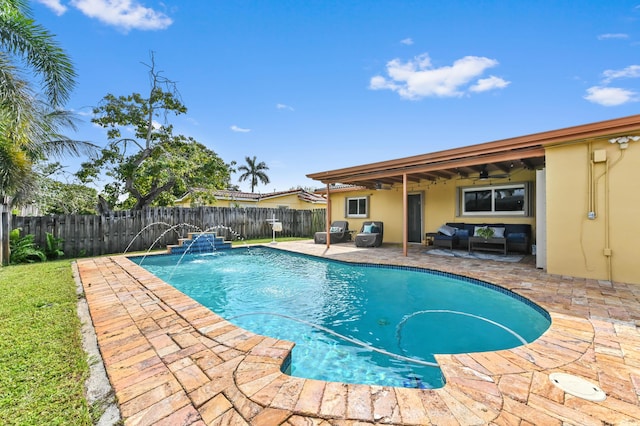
[[175, 189, 326, 210], [307, 114, 640, 285]]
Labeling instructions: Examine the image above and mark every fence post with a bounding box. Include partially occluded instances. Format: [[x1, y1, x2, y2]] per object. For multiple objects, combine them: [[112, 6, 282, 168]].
[[1, 211, 10, 265]]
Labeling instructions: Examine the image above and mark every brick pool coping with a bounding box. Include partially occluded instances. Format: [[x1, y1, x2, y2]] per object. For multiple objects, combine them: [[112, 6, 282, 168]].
[[75, 241, 640, 425]]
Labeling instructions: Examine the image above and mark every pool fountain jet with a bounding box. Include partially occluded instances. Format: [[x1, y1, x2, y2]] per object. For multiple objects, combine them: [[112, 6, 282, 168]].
[[124, 222, 201, 255], [125, 222, 245, 267]]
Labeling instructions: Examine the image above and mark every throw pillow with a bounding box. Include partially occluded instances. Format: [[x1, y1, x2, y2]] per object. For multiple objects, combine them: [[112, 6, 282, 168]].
[[363, 224, 373, 233], [438, 224, 457, 236], [370, 225, 380, 234], [330, 226, 342, 233], [491, 227, 505, 238]]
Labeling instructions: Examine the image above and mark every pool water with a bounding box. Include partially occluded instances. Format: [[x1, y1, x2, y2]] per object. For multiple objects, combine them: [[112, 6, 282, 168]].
[[132, 247, 550, 389]]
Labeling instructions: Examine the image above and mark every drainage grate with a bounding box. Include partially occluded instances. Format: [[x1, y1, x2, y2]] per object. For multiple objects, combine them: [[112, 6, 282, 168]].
[[549, 373, 606, 401]]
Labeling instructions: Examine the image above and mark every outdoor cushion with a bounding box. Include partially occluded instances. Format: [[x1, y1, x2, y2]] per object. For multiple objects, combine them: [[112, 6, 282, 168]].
[[363, 224, 373, 233], [490, 227, 506, 238], [330, 226, 343, 232], [455, 229, 469, 239], [438, 224, 457, 236], [507, 232, 527, 242]]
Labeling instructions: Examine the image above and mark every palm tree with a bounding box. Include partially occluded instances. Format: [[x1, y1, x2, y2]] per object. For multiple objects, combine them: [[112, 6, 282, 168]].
[[237, 155, 270, 192], [0, 0, 87, 206], [0, 0, 90, 264], [0, 0, 76, 109]]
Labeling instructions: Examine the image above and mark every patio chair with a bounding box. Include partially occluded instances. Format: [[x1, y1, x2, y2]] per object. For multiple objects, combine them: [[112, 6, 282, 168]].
[[355, 221, 383, 247], [314, 221, 350, 244]]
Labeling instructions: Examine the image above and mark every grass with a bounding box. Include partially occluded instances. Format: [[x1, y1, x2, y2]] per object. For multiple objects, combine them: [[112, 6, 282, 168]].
[[0, 261, 92, 426]]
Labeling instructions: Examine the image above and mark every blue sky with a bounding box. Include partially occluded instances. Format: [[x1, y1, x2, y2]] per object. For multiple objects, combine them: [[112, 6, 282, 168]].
[[32, 0, 640, 193]]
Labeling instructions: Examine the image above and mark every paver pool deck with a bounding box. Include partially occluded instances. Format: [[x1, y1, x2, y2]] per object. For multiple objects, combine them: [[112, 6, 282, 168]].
[[75, 241, 640, 425]]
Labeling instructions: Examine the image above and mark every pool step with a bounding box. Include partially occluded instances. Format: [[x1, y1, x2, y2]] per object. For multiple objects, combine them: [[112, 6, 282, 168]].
[[167, 232, 232, 254]]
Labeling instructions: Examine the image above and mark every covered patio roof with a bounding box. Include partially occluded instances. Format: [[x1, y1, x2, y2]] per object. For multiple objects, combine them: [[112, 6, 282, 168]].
[[307, 114, 640, 188]]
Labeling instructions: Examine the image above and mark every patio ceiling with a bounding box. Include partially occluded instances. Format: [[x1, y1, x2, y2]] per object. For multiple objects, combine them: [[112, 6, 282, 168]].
[[307, 114, 640, 189], [315, 147, 546, 189]]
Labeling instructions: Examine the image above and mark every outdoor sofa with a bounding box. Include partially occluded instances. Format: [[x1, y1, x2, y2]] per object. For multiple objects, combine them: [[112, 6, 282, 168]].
[[431, 222, 531, 254]]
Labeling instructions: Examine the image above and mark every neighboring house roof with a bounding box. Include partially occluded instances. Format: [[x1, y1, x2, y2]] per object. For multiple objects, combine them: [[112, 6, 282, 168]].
[[176, 189, 326, 205], [307, 114, 640, 188], [314, 184, 367, 194]]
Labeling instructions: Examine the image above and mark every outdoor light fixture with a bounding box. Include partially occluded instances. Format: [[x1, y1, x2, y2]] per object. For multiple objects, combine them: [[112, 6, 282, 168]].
[[609, 135, 640, 149]]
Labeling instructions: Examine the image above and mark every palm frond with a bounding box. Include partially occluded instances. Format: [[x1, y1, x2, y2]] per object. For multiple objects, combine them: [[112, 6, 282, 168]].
[[0, 0, 76, 107]]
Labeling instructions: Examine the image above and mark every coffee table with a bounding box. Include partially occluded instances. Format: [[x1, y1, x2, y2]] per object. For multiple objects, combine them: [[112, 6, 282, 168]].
[[468, 236, 507, 255]]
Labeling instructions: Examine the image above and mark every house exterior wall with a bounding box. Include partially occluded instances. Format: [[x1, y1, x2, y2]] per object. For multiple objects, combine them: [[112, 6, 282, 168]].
[[329, 188, 404, 236], [546, 139, 640, 284]]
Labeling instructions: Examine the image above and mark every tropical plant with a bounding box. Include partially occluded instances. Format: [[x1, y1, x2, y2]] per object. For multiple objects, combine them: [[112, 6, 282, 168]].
[[77, 53, 232, 210], [0, 0, 94, 208], [44, 232, 64, 260], [237, 155, 270, 192], [476, 226, 495, 239], [0, 0, 76, 108], [9, 228, 45, 264]]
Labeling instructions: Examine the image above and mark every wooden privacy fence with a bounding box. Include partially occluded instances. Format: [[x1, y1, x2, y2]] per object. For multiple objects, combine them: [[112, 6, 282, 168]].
[[12, 207, 327, 258]]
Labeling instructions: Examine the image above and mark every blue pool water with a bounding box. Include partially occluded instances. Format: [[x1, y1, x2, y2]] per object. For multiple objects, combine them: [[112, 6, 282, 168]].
[[132, 247, 550, 389]]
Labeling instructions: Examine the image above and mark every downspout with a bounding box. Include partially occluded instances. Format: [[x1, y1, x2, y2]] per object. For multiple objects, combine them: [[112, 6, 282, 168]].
[[403, 173, 408, 256], [326, 183, 331, 249], [588, 143, 595, 217], [604, 159, 612, 281]]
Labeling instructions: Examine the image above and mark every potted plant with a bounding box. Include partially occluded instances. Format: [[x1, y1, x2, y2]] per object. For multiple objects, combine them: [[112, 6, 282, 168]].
[[476, 227, 494, 239]]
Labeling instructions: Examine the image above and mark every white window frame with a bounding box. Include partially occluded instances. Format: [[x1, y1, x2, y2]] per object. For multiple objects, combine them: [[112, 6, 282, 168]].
[[345, 196, 369, 218], [460, 183, 529, 217]]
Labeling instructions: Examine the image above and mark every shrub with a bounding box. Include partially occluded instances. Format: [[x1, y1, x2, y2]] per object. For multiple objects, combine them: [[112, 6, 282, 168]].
[[9, 229, 46, 264], [44, 232, 64, 260]]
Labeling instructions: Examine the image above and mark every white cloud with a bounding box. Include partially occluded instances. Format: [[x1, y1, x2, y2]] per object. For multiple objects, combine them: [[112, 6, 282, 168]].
[[400, 38, 414, 45], [35, 0, 68, 15], [597, 33, 629, 40], [470, 75, 510, 92], [230, 125, 251, 133], [70, 0, 173, 31], [276, 103, 294, 111], [583, 64, 640, 106], [584, 86, 638, 106], [602, 65, 640, 83], [369, 53, 509, 99]]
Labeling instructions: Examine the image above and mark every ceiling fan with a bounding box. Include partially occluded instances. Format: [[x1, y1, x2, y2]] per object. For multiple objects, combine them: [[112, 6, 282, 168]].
[[477, 166, 510, 180], [374, 181, 392, 190]]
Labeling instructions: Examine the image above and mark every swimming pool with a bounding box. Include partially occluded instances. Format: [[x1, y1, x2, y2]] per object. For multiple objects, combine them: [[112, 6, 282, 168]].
[[132, 247, 550, 389]]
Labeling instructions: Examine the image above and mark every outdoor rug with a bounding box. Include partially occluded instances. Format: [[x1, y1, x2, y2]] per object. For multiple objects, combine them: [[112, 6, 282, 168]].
[[424, 248, 524, 263]]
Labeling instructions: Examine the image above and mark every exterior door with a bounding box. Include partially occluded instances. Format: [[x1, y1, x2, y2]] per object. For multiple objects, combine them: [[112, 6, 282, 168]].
[[407, 193, 422, 243]]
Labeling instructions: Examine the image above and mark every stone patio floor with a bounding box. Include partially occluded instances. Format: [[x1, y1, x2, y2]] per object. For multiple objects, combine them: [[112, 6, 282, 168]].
[[75, 241, 640, 425]]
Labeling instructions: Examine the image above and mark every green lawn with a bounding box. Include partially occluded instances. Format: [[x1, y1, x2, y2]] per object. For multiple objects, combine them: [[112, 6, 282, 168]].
[[0, 261, 92, 425]]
